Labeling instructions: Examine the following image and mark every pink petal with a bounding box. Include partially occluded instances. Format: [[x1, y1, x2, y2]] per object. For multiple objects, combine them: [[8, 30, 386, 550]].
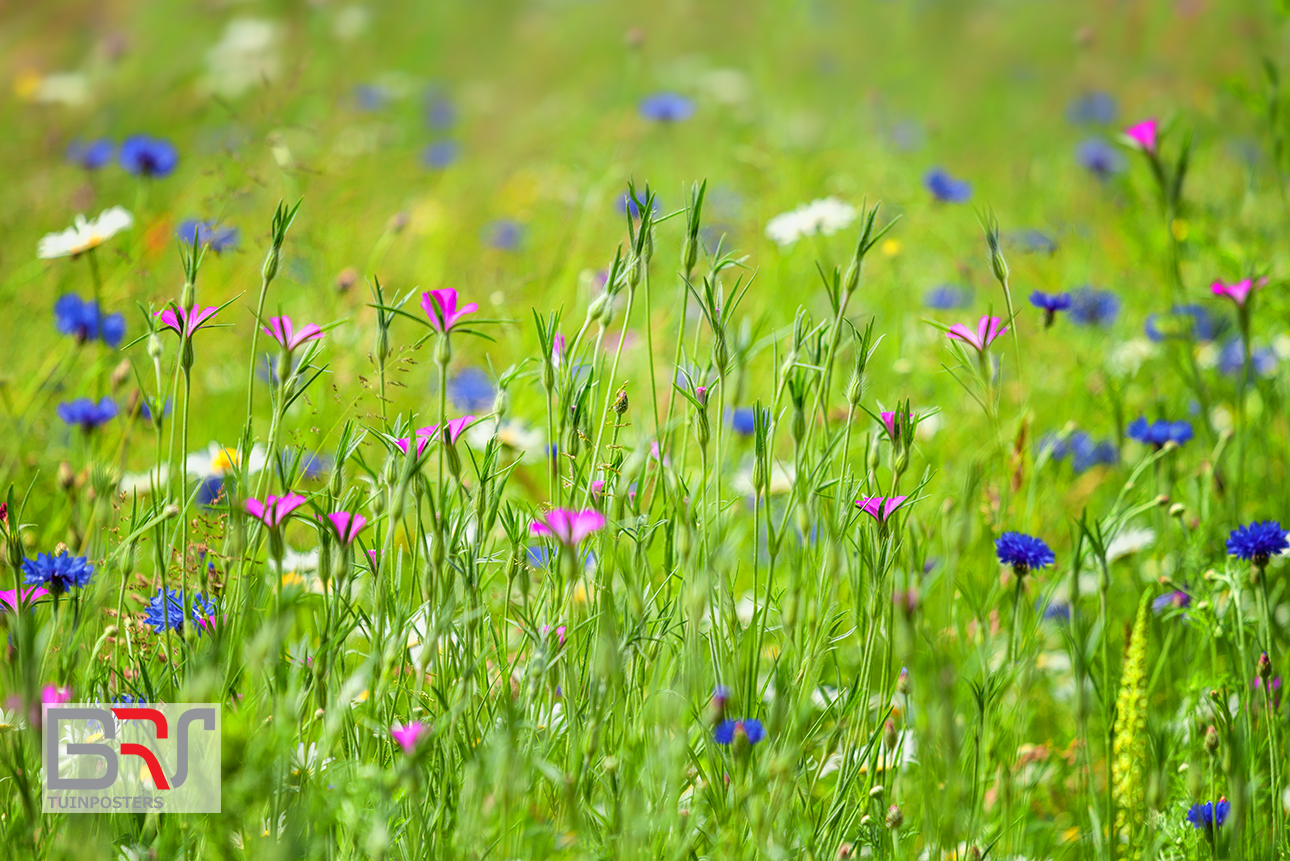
[[245, 498, 267, 522], [1125, 118, 1158, 153]]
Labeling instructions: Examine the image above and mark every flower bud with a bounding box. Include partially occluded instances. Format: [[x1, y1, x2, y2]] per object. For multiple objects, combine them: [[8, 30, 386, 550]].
[[896, 667, 910, 694], [147, 332, 164, 361], [885, 804, 903, 829], [180, 280, 195, 309], [842, 259, 861, 298], [58, 461, 76, 491], [336, 266, 359, 293], [494, 386, 510, 422], [883, 719, 898, 752], [682, 235, 699, 277], [1204, 724, 1219, 756], [262, 246, 281, 284], [181, 338, 195, 372], [612, 388, 629, 416], [434, 334, 452, 367], [868, 784, 884, 800], [1259, 651, 1274, 683]]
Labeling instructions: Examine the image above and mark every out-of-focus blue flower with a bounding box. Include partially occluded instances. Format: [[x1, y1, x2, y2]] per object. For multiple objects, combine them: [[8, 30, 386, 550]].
[[144, 587, 216, 635], [618, 193, 661, 219], [425, 95, 457, 130], [195, 476, 227, 508], [639, 92, 695, 123], [1009, 229, 1057, 255], [119, 135, 178, 178], [422, 140, 460, 170], [22, 551, 94, 593], [66, 138, 114, 170], [526, 545, 595, 570], [176, 219, 240, 253], [1217, 339, 1278, 378], [1065, 91, 1117, 126], [995, 532, 1055, 572], [1144, 304, 1226, 343], [448, 367, 495, 412], [1029, 291, 1072, 328], [139, 396, 172, 425], [54, 294, 126, 347], [730, 407, 757, 436], [1226, 521, 1289, 564], [714, 718, 765, 745], [889, 118, 925, 152], [1127, 417, 1193, 447], [1047, 430, 1118, 473], [294, 450, 329, 480], [483, 219, 523, 251], [354, 84, 387, 112], [111, 694, 148, 705], [924, 284, 973, 310], [58, 397, 117, 432], [924, 167, 972, 203], [1186, 798, 1230, 831], [1068, 288, 1120, 327], [1041, 600, 1071, 623], [1152, 589, 1190, 614], [1076, 137, 1127, 178]]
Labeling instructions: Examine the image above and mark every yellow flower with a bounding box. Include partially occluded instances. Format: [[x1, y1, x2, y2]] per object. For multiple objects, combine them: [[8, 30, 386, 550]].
[[881, 238, 902, 257]]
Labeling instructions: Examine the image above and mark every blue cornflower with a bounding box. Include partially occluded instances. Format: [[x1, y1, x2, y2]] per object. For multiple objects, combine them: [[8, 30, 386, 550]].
[[66, 138, 114, 170], [425, 95, 457, 130], [1029, 291, 1072, 328], [1076, 137, 1127, 178], [58, 397, 117, 432], [1065, 91, 1118, 125], [714, 718, 765, 746], [448, 367, 495, 412], [353, 84, 387, 112], [138, 396, 171, 425], [1010, 229, 1057, 255], [1037, 432, 1071, 462], [1226, 521, 1289, 565], [143, 587, 216, 635], [1127, 417, 1193, 448], [119, 135, 178, 178], [1186, 798, 1230, 831], [22, 551, 94, 593], [730, 407, 757, 436], [422, 140, 460, 170], [995, 532, 1055, 573], [1068, 288, 1120, 326], [112, 694, 147, 705], [639, 92, 695, 123], [924, 284, 973, 310], [1217, 339, 1277, 378], [923, 167, 972, 203], [889, 118, 926, 152], [1069, 435, 1118, 474], [195, 476, 227, 508], [1153, 589, 1191, 614], [483, 219, 523, 251], [1144, 304, 1226, 343], [54, 294, 126, 347], [618, 193, 661, 220], [176, 219, 240, 253], [1041, 601, 1071, 623]]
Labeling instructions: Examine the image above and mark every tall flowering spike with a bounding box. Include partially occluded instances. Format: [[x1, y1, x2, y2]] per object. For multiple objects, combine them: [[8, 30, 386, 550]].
[[1124, 118, 1158, 154], [855, 496, 908, 523], [325, 511, 368, 546], [1211, 278, 1265, 309], [157, 304, 221, 338], [1112, 594, 1151, 837], [531, 508, 606, 549], [946, 315, 1007, 354], [420, 289, 478, 333], [1226, 521, 1289, 566], [244, 493, 307, 529], [390, 721, 426, 754], [265, 316, 324, 352]]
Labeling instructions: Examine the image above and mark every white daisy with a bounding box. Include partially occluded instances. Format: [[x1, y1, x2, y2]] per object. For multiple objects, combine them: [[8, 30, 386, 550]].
[[1106, 527, 1156, 562], [185, 442, 268, 478], [764, 197, 857, 247], [38, 207, 134, 259], [466, 419, 546, 463], [202, 19, 280, 99], [119, 465, 169, 495]]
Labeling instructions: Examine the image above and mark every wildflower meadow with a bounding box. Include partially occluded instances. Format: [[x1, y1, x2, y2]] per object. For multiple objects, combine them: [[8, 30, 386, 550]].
[[4, 1, 1290, 859]]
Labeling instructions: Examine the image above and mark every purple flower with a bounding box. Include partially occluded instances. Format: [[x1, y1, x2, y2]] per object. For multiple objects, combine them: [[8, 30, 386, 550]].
[[391, 721, 427, 753], [730, 407, 757, 436], [22, 551, 94, 593], [422, 140, 460, 170], [353, 84, 387, 112], [618, 193, 661, 219], [531, 509, 606, 549], [119, 135, 178, 178], [1066, 92, 1117, 126], [1127, 417, 1192, 448], [1009, 229, 1057, 255], [924, 284, 973, 310], [58, 397, 117, 432], [1068, 288, 1120, 327], [425, 94, 457, 130], [1144, 305, 1226, 343], [995, 532, 1055, 573], [66, 138, 114, 170], [54, 294, 125, 347], [176, 219, 240, 253], [1076, 137, 1127, 178], [448, 367, 495, 412], [1226, 521, 1289, 565], [923, 168, 972, 203], [482, 219, 523, 251], [1218, 339, 1277, 378], [144, 587, 216, 635], [1152, 590, 1190, 614], [1029, 291, 1072, 328], [420, 289, 478, 333], [639, 92, 695, 123], [714, 718, 765, 745], [1186, 798, 1229, 831]]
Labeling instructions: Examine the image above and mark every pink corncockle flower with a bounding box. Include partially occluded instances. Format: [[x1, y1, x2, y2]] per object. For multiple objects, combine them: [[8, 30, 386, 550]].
[[590, 479, 606, 497], [1211, 278, 1268, 309], [421, 289, 478, 333], [156, 304, 220, 338], [42, 685, 72, 705], [1124, 118, 1158, 154], [552, 333, 566, 367], [531, 508, 606, 548], [393, 435, 432, 459], [0, 586, 49, 612], [324, 512, 368, 546], [245, 493, 307, 528], [265, 316, 324, 352], [390, 721, 427, 754], [946, 316, 1007, 354], [879, 411, 909, 440], [539, 624, 567, 647], [418, 415, 475, 445], [855, 496, 909, 523]]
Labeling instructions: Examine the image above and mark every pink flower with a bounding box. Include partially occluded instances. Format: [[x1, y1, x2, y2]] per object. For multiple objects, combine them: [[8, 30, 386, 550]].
[[946, 315, 1007, 354], [265, 316, 324, 352], [552, 333, 566, 367], [417, 415, 475, 445], [1211, 278, 1267, 309], [390, 721, 426, 754], [531, 508, 606, 548], [244, 493, 307, 528], [324, 511, 368, 546], [1124, 118, 1158, 154], [855, 496, 909, 523], [879, 411, 906, 440], [540, 624, 567, 647], [156, 304, 220, 338], [393, 435, 432, 459], [42, 685, 72, 705], [590, 479, 606, 497], [0, 586, 49, 612], [420, 289, 478, 333]]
